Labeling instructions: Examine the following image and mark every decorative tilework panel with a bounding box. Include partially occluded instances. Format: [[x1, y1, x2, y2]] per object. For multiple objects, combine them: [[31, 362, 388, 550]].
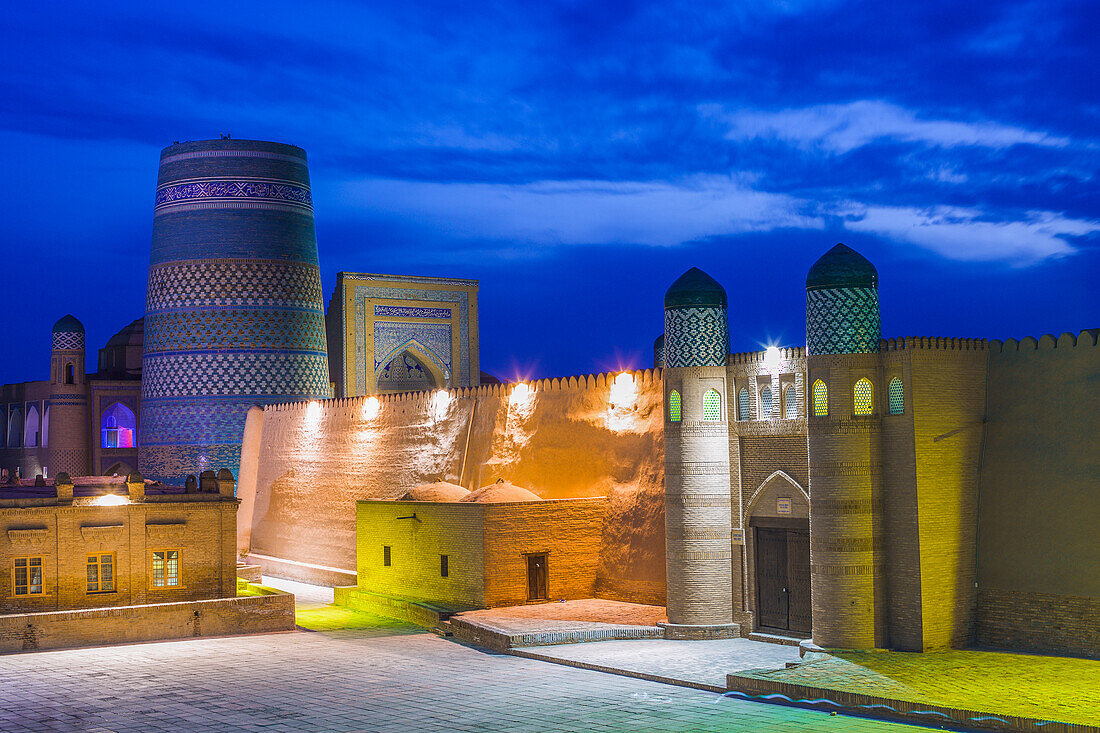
[[144, 309, 327, 353], [139, 443, 243, 488], [784, 385, 798, 419], [154, 178, 312, 214], [354, 286, 471, 388], [142, 352, 331, 399], [854, 378, 874, 415], [52, 331, 84, 351], [373, 322, 452, 372], [374, 305, 452, 319], [760, 387, 773, 419], [663, 306, 728, 368], [806, 287, 881, 356], [703, 389, 722, 422], [888, 377, 904, 415], [145, 260, 323, 313], [668, 390, 681, 422], [812, 380, 828, 416], [654, 339, 665, 369], [737, 388, 750, 421], [139, 396, 311, 447]]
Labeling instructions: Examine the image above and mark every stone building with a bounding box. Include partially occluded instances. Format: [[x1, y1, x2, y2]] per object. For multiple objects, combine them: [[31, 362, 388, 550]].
[[657, 243, 1097, 656], [325, 272, 482, 396], [352, 483, 607, 610], [0, 316, 142, 481], [0, 470, 238, 615]]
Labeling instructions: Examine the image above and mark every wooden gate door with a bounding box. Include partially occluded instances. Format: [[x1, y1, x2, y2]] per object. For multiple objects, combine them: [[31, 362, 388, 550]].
[[527, 553, 548, 601], [786, 530, 811, 634], [755, 528, 788, 629]]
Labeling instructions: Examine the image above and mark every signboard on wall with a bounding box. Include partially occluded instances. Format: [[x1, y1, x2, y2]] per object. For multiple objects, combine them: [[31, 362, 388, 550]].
[[731, 529, 744, 545], [777, 497, 792, 515]]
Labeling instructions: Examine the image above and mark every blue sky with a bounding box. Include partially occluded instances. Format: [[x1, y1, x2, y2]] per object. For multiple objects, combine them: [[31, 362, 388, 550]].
[[1, 0, 1096, 382]]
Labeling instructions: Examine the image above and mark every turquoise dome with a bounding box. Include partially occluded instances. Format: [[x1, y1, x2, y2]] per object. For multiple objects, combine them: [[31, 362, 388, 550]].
[[52, 314, 85, 333], [664, 267, 727, 308], [806, 243, 878, 291]]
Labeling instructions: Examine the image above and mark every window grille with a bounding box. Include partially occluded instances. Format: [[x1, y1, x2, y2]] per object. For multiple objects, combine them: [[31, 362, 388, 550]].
[[703, 389, 722, 421], [668, 390, 681, 422], [889, 377, 904, 415], [812, 380, 828, 416], [151, 550, 180, 588], [737, 388, 750, 421], [87, 554, 115, 593], [854, 378, 874, 415], [760, 387, 773, 419], [13, 557, 43, 595], [784, 385, 797, 418]]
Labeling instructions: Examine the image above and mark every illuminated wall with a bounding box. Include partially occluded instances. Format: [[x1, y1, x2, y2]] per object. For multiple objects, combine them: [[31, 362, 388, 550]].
[[242, 369, 665, 604]]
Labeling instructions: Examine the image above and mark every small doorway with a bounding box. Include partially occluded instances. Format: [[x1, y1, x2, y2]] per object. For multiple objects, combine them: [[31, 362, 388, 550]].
[[754, 526, 811, 634], [526, 553, 548, 602]]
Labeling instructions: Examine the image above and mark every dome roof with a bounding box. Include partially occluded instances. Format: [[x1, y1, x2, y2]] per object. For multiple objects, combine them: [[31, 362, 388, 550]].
[[806, 243, 878, 291], [460, 479, 541, 503], [664, 267, 727, 309], [400, 481, 471, 502], [654, 334, 664, 349], [52, 314, 85, 333], [105, 318, 144, 348]]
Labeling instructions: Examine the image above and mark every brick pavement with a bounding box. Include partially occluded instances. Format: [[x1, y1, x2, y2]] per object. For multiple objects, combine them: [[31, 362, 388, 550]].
[[512, 636, 802, 690], [0, 626, 934, 732]]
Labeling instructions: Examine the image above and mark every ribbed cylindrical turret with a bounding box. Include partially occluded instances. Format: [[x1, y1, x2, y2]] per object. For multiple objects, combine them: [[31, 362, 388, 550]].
[[805, 243, 885, 649], [48, 314, 90, 477], [139, 139, 331, 484], [662, 267, 735, 633]]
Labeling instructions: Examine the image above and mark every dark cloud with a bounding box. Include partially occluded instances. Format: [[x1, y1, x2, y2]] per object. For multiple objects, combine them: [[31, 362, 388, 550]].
[[0, 0, 1096, 381]]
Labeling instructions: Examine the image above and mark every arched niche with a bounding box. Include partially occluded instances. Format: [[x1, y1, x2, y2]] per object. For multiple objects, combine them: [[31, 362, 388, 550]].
[[24, 405, 39, 448], [101, 402, 137, 448], [375, 343, 447, 394]]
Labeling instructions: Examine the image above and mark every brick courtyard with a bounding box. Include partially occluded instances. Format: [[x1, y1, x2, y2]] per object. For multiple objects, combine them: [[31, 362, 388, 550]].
[[0, 626, 931, 732]]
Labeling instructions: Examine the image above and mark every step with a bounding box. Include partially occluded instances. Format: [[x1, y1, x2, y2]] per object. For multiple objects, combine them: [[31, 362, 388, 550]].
[[747, 631, 804, 647]]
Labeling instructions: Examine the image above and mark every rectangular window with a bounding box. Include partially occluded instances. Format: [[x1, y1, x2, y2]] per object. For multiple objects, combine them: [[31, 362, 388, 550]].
[[440, 554, 449, 578], [151, 549, 181, 588], [383, 545, 391, 567], [86, 553, 115, 593], [13, 557, 43, 596]]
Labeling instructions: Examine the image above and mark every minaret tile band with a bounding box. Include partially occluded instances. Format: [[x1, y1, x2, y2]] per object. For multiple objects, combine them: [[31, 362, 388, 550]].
[[139, 139, 331, 485]]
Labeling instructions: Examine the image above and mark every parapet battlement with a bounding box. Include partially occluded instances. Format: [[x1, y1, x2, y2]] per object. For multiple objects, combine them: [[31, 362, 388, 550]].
[[263, 367, 663, 414]]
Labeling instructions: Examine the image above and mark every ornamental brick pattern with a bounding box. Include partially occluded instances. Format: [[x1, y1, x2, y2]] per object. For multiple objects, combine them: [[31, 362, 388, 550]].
[[806, 288, 880, 356], [140, 139, 331, 485]]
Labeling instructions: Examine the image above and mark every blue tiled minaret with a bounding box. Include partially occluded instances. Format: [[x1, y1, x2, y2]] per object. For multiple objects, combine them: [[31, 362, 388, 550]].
[[139, 139, 331, 484]]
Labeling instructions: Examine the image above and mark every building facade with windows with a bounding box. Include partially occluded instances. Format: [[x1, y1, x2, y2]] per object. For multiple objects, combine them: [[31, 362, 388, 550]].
[[0, 470, 238, 615], [0, 316, 142, 482], [656, 243, 1098, 656]]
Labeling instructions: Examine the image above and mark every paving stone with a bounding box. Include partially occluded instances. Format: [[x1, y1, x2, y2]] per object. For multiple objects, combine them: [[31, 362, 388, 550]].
[[0, 627, 929, 732]]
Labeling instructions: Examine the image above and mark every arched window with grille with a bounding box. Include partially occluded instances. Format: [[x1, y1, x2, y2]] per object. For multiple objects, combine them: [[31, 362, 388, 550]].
[[737, 388, 750, 421], [812, 380, 828, 416], [703, 389, 722, 421], [668, 390, 682, 422], [888, 377, 904, 415], [784, 385, 797, 418], [101, 402, 137, 448], [854, 378, 874, 415], [760, 386, 773, 419]]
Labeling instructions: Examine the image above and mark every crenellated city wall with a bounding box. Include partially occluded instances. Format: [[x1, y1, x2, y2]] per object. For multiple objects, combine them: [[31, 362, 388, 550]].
[[976, 328, 1099, 656], [241, 369, 666, 604]]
